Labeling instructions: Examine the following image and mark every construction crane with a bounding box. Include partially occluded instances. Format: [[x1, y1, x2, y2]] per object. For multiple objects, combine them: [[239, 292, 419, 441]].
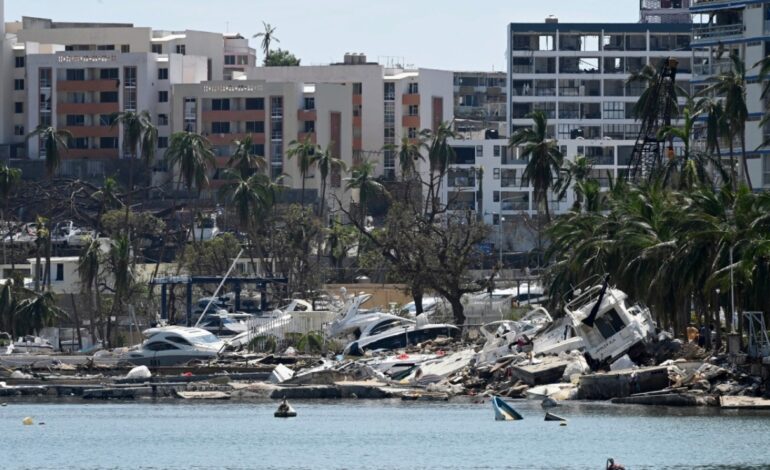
[[626, 57, 679, 183]]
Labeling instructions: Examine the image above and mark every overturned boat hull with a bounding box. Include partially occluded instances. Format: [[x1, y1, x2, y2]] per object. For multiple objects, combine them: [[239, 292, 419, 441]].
[[492, 396, 523, 421]]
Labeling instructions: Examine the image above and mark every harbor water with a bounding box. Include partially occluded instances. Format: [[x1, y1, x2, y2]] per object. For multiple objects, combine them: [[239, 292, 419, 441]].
[[2, 399, 769, 469]]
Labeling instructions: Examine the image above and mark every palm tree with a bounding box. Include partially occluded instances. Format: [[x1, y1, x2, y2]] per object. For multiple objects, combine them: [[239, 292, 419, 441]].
[[313, 146, 347, 220], [0, 165, 22, 269], [165, 132, 215, 243], [554, 154, 592, 211], [253, 22, 279, 62], [509, 111, 563, 222], [394, 135, 425, 180], [627, 63, 682, 122], [0, 281, 17, 338], [703, 52, 750, 189], [698, 97, 733, 188], [110, 111, 158, 226], [15, 291, 62, 336], [345, 158, 387, 225], [228, 135, 266, 180], [287, 135, 318, 206], [26, 125, 72, 177], [107, 234, 134, 342], [424, 122, 457, 216], [92, 176, 123, 233], [78, 237, 102, 343]]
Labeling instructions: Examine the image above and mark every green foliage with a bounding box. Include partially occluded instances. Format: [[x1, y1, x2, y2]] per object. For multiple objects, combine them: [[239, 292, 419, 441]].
[[248, 334, 277, 353], [296, 331, 324, 354], [545, 181, 770, 333], [263, 48, 300, 66], [26, 126, 72, 177], [177, 233, 242, 276], [101, 209, 165, 240]]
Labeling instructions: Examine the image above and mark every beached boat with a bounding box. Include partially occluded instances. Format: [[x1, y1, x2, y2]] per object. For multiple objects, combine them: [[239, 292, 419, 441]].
[[123, 326, 224, 366], [492, 396, 523, 421], [343, 316, 459, 356], [10, 335, 55, 354]]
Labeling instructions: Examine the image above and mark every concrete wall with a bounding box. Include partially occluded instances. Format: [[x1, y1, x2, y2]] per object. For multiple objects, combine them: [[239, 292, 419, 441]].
[[0, 0, 10, 143]]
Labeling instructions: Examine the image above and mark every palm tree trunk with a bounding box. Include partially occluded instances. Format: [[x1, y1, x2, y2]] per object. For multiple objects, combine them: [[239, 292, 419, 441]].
[[729, 139, 737, 192], [300, 175, 306, 206], [316, 178, 327, 264], [740, 130, 752, 190], [543, 193, 551, 223]]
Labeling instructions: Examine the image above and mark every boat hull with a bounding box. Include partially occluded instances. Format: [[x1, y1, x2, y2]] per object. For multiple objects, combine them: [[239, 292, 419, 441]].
[[492, 396, 523, 421]]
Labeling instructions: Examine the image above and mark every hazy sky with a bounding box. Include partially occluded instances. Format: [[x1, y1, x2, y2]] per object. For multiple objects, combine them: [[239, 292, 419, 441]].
[[5, 0, 641, 71]]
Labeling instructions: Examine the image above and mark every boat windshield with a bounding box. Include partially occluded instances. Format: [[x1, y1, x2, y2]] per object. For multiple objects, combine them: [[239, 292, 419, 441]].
[[188, 332, 222, 344]]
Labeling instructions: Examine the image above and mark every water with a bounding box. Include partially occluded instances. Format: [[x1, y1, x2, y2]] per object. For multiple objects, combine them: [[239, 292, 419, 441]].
[[1, 399, 769, 470]]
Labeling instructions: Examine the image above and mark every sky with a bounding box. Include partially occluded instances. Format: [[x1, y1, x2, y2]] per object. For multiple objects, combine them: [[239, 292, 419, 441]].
[[5, 0, 641, 71]]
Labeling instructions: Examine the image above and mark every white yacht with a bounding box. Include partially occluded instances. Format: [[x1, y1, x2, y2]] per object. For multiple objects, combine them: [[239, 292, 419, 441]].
[[10, 335, 55, 354], [343, 314, 460, 356], [188, 213, 220, 242], [123, 326, 224, 366]]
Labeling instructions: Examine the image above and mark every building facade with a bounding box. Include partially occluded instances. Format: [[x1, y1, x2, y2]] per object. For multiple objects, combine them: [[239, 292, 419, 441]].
[[690, 0, 770, 189], [453, 71, 507, 138]]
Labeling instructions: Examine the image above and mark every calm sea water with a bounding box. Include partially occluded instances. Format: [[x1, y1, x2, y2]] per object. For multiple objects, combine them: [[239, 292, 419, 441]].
[[1, 399, 769, 470]]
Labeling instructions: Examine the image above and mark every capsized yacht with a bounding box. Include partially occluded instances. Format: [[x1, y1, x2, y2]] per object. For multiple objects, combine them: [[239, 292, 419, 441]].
[[343, 314, 460, 356]]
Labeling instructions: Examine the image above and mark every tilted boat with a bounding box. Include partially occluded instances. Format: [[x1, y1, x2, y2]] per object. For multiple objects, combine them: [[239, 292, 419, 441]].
[[343, 314, 459, 356], [122, 326, 224, 366], [492, 395, 523, 421]]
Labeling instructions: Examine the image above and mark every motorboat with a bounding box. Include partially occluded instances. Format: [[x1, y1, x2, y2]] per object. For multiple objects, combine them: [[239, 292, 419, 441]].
[[475, 307, 553, 365], [563, 277, 655, 365], [122, 326, 224, 366], [11, 335, 55, 354], [51, 220, 94, 247], [343, 314, 460, 356], [197, 311, 253, 337], [188, 213, 220, 242], [326, 294, 399, 339], [400, 296, 444, 317], [492, 396, 523, 421], [12, 222, 39, 246]]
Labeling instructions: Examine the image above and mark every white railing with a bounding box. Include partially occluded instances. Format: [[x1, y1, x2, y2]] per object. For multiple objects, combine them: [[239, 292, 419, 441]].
[[693, 23, 745, 41]]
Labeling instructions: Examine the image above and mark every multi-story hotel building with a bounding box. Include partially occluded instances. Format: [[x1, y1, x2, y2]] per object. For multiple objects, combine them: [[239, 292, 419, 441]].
[[247, 54, 454, 182], [690, 0, 770, 188], [453, 71, 507, 137], [171, 79, 354, 206]]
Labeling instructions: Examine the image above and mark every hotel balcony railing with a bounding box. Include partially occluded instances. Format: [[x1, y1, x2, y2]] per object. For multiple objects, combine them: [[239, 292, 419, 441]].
[[693, 60, 734, 76], [692, 0, 734, 6], [692, 23, 745, 42]]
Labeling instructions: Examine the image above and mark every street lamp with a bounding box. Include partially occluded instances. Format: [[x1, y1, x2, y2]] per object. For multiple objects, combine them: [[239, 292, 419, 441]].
[[499, 215, 505, 267]]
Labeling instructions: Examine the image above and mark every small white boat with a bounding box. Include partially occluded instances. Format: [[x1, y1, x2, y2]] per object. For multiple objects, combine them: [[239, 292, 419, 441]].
[[492, 396, 523, 421], [123, 326, 224, 366], [11, 336, 55, 354]]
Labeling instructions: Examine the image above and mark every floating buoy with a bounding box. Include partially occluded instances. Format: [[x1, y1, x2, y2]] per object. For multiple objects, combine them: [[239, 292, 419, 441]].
[[274, 398, 297, 418], [560, 422, 567, 426], [1, 403, 7, 407], [22, 417, 34, 425], [38, 422, 45, 425]]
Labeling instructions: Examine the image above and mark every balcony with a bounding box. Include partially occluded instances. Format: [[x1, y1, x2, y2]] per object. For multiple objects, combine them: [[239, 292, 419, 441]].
[[56, 79, 120, 92], [297, 132, 316, 143], [61, 126, 119, 138], [206, 132, 264, 146], [402, 115, 420, 128], [63, 148, 119, 159], [692, 23, 745, 42], [693, 59, 734, 77], [297, 109, 316, 121], [57, 102, 119, 115], [202, 110, 265, 122], [402, 94, 420, 106]]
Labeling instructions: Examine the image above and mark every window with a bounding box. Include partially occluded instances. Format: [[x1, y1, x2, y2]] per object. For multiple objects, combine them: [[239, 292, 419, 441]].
[[158, 136, 168, 148], [119, 44, 129, 53], [100, 91, 118, 103], [14, 56, 24, 68], [14, 125, 24, 136], [353, 82, 363, 95], [304, 97, 315, 110], [66, 69, 85, 81], [384, 102, 395, 124], [99, 68, 118, 80], [407, 82, 419, 94], [70, 137, 89, 149], [237, 55, 249, 65], [493, 190, 500, 201], [304, 120, 315, 133], [603, 101, 625, 120], [384, 82, 395, 101], [158, 91, 168, 102], [14, 102, 23, 114], [166, 336, 192, 346], [145, 341, 180, 351], [158, 68, 169, 80], [493, 145, 501, 157], [493, 170, 500, 181], [211, 99, 230, 111], [151, 43, 162, 54], [476, 145, 483, 157], [55, 264, 64, 282], [245, 121, 264, 133], [97, 44, 115, 51], [175, 44, 186, 55], [251, 144, 265, 156], [408, 127, 417, 138], [211, 122, 230, 134], [224, 55, 235, 65], [384, 128, 395, 138], [66, 115, 85, 126], [14, 79, 24, 91], [245, 97, 264, 110], [408, 105, 419, 116], [100, 137, 118, 149], [157, 114, 169, 126]]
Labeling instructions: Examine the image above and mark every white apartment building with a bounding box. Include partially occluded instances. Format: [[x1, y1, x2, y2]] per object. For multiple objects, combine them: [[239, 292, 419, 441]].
[[690, 0, 770, 188], [247, 54, 454, 182], [170, 79, 354, 207]]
